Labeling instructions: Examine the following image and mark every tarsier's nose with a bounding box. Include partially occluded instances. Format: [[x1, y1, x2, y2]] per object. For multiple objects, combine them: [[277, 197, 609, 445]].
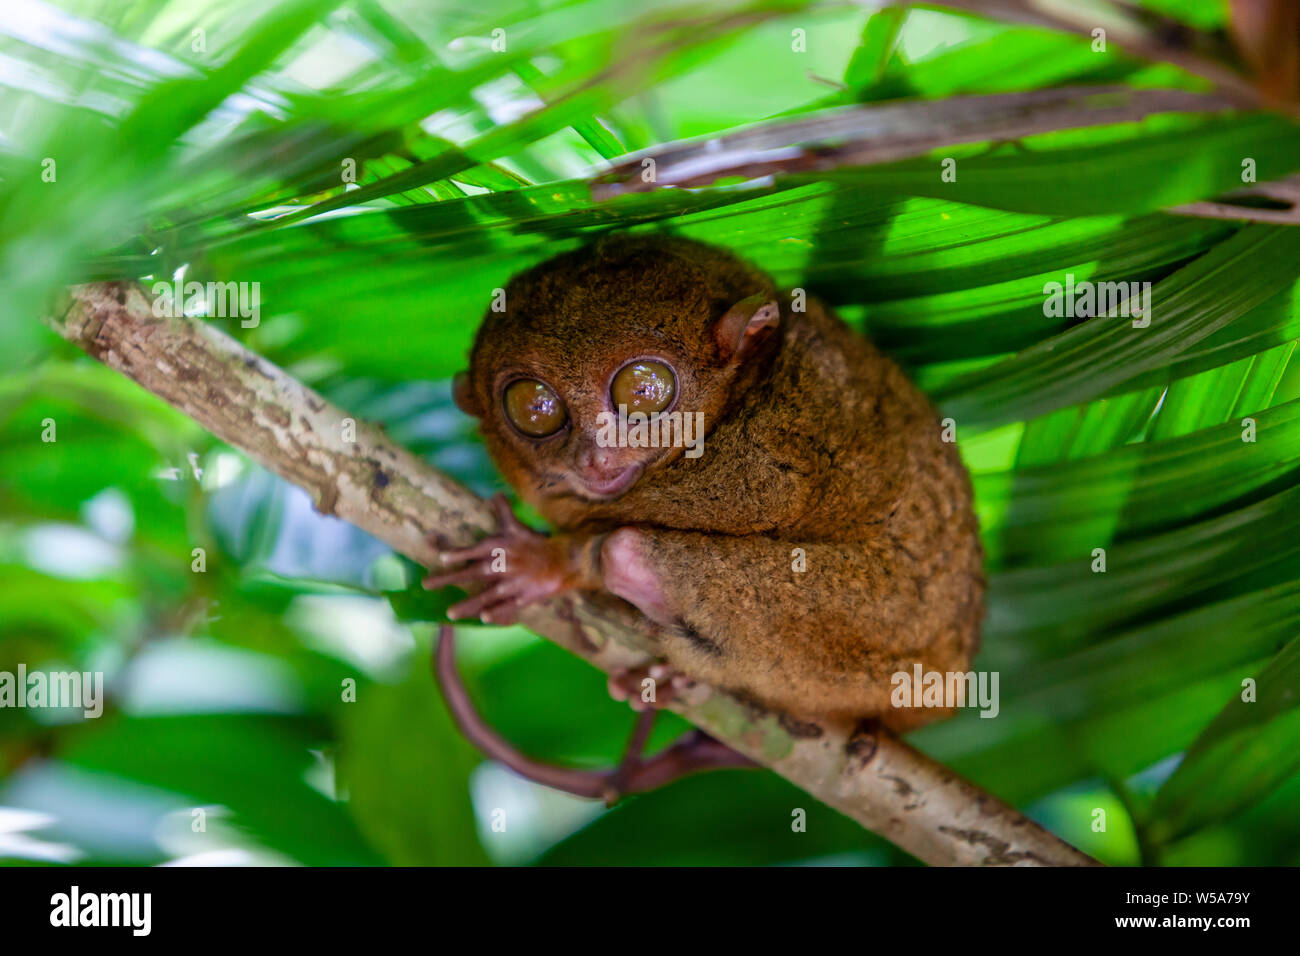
[[578, 442, 625, 479], [573, 438, 643, 499]]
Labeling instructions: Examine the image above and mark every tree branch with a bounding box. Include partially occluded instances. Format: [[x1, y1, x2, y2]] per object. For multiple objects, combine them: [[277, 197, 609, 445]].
[[45, 280, 1099, 867]]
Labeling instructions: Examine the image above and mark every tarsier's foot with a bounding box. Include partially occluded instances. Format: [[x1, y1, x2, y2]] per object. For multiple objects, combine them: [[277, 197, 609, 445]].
[[422, 494, 585, 626], [434, 626, 755, 805], [607, 663, 695, 712]]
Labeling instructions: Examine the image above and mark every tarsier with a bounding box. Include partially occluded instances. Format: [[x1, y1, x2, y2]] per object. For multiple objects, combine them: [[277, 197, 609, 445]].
[[426, 235, 985, 798]]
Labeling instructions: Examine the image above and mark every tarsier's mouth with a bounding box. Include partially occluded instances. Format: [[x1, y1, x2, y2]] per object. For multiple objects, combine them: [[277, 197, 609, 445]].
[[574, 461, 644, 500]]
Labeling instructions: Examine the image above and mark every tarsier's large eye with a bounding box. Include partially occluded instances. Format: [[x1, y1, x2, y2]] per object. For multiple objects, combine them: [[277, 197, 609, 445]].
[[503, 379, 566, 437], [611, 360, 676, 414]]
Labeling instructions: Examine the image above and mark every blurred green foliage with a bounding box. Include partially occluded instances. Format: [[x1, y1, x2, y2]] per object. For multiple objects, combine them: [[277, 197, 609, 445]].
[[1, 0, 1299, 866]]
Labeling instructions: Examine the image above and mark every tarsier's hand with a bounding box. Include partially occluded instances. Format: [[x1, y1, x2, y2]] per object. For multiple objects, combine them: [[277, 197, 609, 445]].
[[423, 494, 599, 626]]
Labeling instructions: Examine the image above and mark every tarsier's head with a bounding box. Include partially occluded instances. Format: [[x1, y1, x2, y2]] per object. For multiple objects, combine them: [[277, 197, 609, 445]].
[[454, 235, 780, 511]]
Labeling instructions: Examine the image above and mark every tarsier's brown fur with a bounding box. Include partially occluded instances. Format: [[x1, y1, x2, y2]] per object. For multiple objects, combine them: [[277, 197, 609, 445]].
[[450, 235, 984, 731]]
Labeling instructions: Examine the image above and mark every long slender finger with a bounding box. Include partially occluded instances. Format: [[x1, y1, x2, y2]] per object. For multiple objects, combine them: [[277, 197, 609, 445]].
[[490, 493, 530, 537], [436, 539, 503, 565], [447, 581, 518, 621], [480, 599, 525, 626], [423, 563, 495, 591], [607, 669, 631, 702], [504, 575, 565, 608], [491, 496, 543, 541]]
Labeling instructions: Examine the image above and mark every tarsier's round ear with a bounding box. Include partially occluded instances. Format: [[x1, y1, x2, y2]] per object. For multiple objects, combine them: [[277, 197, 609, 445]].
[[453, 370, 482, 417], [712, 294, 780, 364]]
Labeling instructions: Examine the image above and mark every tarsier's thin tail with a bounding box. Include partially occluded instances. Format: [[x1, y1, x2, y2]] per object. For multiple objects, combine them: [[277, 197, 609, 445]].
[[433, 625, 756, 806]]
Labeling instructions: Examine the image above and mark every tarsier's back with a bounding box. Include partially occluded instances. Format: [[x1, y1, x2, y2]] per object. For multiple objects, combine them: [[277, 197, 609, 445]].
[[449, 235, 985, 730]]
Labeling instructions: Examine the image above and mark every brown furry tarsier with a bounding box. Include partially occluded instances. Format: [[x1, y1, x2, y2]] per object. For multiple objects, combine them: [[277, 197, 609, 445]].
[[425, 234, 985, 800]]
